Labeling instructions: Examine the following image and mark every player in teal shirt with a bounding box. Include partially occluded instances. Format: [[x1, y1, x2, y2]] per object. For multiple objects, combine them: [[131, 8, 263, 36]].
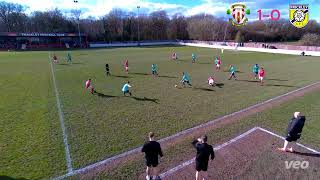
[[228, 65, 237, 80], [151, 64, 158, 76], [214, 57, 221, 70], [214, 57, 219, 65], [122, 81, 132, 96], [252, 64, 259, 79], [181, 72, 192, 87], [67, 52, 72, 63], [192, 53, 197, 63]]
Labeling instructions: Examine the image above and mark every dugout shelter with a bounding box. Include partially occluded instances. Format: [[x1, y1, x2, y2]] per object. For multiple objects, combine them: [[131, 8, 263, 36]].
[[0, 32, 88, 50]]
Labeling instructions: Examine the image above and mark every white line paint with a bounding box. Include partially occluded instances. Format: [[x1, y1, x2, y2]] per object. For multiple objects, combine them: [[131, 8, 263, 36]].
[[214, 127, 259, 151], [257, 127, 320, 154], [257, 127, 285, 140], [296, 143, 320, 154], [160, 127, 259, 178], [160, 127, 320, 179], [49, 53, 73, 173], [54, 81, 320, 179], [54, 147, 142, 180], [158, 81, 320, 144]]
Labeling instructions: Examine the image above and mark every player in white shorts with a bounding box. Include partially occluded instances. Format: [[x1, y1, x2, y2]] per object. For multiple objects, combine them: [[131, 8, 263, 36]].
[[208, 76, 215, 86]]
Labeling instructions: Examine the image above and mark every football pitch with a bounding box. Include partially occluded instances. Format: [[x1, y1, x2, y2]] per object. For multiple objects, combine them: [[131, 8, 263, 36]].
[[1, 46, 320, 179]]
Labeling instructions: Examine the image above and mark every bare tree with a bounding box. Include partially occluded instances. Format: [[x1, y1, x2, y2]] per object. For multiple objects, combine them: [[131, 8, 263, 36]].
[[1, 0, 320, 43], [28, 9, 75, 33], [299, 33, 320, 46], [103, 9, 126, 42], [187, 14, 219, 41], [167, 13, 189, 40], [149, 10, 169, 40], [0, 1, 25, 32], [81, 17, 104, 41]]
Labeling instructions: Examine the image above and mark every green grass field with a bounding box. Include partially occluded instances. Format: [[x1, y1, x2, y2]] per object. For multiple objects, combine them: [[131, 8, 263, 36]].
[[99, 88, 320, 179], [1, 46, 320, 179]]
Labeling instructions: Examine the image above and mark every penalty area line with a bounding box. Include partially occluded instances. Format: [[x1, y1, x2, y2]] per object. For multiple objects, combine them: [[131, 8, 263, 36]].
[[49, 53, 73, 173]]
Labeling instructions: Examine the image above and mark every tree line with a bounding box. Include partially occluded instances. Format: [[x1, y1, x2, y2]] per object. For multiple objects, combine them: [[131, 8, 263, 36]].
[[1, 1, 320, 45]]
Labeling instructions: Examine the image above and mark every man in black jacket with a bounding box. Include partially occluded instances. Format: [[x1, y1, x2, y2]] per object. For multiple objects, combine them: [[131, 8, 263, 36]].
[[105, 63, 110, 76], [192, 135, 215, 180], [278, 112, 306, 152], [142, 132, 163, 180]]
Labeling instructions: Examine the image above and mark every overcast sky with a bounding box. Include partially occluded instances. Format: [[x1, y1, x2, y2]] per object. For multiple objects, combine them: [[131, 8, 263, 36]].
[[4, 0, 319, 21]]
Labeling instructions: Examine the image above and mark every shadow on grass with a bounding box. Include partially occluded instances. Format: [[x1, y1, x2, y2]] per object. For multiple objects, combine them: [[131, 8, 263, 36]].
[[158, 75, 177, 79], [265, 84, 297, 87], [197, 62, 212, 65], [223, 70, 244, 73], [95, 91, 118, 98], [193, 87, 215, 91], [57, 62, 84, 65], [0, 176, 29, 180], [131, 72, 149, 76], [112, 75, 129, 78], [266, 78, 289, 82], [131, 96, 159, 104], [238, 80, 259, 83], [215, 83, 225, 88], [290, 151, 320, 158], [95, 91, 158, 103], [237, 80, 296, 87]]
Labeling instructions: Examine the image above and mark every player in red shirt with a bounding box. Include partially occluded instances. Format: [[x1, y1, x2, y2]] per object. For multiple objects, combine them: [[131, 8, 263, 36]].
[[124, 59, 129, 74], [52, 54, 59, 64], [172, 52, 177, 60], [208, 76, 215, 86], [84, 79, 95, 94], [258, 67, 265, 85]]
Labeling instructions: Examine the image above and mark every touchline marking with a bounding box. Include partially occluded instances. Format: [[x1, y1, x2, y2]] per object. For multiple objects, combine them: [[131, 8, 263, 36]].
[[160, 127, 259, 178], [49, 53, 73, 173], [257, 127, 320, 155], [160, 127, 320, 179], [54, 81, 320, 179]]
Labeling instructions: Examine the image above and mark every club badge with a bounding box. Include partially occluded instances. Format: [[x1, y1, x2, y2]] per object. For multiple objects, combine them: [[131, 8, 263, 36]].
[[227, 3, 250, 27], [289, 4, 309, 28]]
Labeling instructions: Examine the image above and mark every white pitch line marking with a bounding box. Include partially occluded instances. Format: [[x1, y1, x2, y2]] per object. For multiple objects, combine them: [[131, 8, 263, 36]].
[[257, 127, 320, 154], [49, 53, 73, 173], [160, 127, 320, 179], [54, 81, 320, 179], [160, 127, 259, 178]]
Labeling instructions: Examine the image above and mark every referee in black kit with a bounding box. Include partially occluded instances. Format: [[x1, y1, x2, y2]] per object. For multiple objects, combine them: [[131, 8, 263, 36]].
[[142, 132, 163, 180], [192, 135, 215, 180]]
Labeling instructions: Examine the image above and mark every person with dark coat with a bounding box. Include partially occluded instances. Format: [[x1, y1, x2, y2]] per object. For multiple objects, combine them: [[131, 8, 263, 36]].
[[278, 112, 306, 152], [142, 132, 163, 180], [192, 135, 215, 180], [105, 63, 110, 76]]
